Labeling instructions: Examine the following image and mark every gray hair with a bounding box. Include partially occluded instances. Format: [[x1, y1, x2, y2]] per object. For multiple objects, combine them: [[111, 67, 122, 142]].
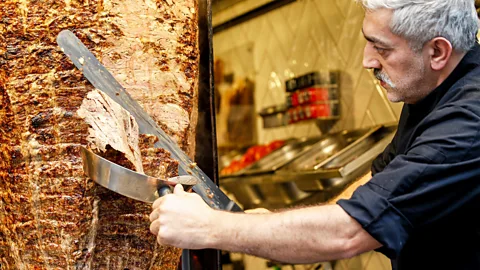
[[357, 0, 479, 52]]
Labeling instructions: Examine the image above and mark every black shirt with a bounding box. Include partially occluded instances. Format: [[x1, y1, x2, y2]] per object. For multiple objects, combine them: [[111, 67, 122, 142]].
[[338, 44, 480, 270]]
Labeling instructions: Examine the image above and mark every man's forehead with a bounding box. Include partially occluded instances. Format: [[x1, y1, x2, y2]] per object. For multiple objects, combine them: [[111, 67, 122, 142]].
[[362, 9, 397, 46]]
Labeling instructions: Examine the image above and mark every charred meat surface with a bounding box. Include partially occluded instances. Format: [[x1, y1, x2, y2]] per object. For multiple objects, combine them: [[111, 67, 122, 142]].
[[0, 0, 199, 269]]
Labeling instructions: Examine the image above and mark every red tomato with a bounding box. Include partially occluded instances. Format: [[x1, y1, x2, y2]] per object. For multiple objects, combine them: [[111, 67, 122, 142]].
[[245, 146, 259, 156], [228, 160, 242, 173], [266, 140, 285, 153], [240, 153, 255, 164], [271, 140, 285, 149], [254, 146, 269, 161]]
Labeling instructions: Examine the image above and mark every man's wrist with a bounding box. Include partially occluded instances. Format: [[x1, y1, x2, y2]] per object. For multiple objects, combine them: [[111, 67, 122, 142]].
[[205, 210, 229, 249]]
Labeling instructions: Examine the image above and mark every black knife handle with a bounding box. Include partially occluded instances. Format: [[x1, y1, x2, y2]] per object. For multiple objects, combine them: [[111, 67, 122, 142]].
[[157, 185, 172, 197]]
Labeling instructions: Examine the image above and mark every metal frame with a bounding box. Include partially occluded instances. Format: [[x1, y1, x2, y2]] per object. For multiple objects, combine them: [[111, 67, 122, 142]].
[[188, 0, 222, 268], [213, 0, 297, 34]]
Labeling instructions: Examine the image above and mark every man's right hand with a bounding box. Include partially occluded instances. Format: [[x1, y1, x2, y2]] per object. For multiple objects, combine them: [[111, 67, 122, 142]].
[[245, 208, 271, 214]]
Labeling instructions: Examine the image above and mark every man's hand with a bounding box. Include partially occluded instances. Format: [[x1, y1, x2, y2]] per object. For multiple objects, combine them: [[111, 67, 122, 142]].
[[245, 208, 271, 214], [149, 184, 216, 249]]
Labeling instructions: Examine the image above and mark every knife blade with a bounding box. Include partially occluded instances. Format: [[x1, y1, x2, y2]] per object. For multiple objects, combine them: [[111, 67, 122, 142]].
[[57, 30, 242, 212], [80, 147, 197, 203]]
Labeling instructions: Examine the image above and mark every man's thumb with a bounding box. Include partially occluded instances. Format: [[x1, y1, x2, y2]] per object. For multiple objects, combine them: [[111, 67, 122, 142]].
[[173, 183, 185, 194]]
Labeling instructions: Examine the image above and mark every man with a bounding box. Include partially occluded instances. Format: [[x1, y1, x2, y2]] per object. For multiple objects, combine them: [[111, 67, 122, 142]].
[[149, 0, 480, 269]]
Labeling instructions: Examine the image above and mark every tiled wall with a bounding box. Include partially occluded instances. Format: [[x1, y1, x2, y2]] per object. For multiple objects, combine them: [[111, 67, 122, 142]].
[[213, 0, 403, 144], [213, 0, 395, 269]]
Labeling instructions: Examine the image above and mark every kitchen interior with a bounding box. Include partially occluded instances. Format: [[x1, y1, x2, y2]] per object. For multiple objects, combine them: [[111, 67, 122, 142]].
[[213, 0, 400, 269]]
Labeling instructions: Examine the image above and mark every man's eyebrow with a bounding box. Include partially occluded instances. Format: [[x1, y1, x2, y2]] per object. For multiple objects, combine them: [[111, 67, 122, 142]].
[[361, 28, 391, 47]]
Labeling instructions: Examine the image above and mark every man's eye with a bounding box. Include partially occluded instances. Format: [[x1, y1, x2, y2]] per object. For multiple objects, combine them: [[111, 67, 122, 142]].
[[374, 46, 386, 54]]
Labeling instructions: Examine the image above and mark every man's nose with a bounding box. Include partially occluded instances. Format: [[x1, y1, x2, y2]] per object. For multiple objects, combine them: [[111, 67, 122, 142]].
[[363, 45, 381, 69]]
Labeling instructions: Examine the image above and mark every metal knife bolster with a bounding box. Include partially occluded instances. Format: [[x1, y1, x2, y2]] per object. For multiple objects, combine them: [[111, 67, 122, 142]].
[[57, 30, 242, 212]]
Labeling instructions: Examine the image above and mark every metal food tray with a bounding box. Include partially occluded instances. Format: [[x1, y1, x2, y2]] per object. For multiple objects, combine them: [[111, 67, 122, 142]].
[[281, 125, 397, 192], [220, 173, 312, 209], [239, 136, 325, 176], [281, 127, 376, 172]]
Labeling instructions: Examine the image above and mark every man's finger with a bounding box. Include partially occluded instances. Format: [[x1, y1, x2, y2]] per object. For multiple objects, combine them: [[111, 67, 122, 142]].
[[149, 209, 159, 222], [156, 232, 166, 246], [150, 220, 160, 236], [152, 196, 163, 209], [245, 208, 271, 214], [174, 183, 185, 194]]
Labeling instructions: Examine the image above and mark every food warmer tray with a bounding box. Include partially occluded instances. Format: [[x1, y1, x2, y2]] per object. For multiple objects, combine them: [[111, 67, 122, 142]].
[[276, 124, 397, 192]]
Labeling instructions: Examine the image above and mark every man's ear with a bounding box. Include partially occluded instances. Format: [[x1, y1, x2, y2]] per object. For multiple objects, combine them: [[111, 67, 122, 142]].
[[427, 37, 453, 71]]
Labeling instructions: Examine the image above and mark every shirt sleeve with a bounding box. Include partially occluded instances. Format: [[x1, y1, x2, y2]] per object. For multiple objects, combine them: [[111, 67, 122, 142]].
[[338, 101, 480, 258]]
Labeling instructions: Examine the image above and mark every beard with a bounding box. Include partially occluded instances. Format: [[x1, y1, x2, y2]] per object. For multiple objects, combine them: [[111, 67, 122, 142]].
[[373, 60, 426, 104]]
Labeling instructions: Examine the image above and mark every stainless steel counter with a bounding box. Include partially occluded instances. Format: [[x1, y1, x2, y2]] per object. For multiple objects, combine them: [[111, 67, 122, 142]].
[[220, 124, 397, 209]]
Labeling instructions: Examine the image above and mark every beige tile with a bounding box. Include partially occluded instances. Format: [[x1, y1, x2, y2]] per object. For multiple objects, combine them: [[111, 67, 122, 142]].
[[390, 101, 404, 121], [243, 0, 272, 13], [340, 71, 355, 109], [266, 49, 289, 81], [255, 57, 274, 104], [330, 119, 345, 133], [345, 40, 368, 97], [340, 99, 356, 131], [293, 122, 315, 139], [336, 3, 365, 62], [361, 109, 376, 128], [257, 122, 267, 143], [314, 0, 345, 45], [213, 32, 229, 54], [241, 20, 257, 43], [311, 35, 346, 70], [336, 0, 358, 19], [213, 0, 390, 144], [368, 86, 397, 125], [334, 259, 350, 270], [364, 252, 392, 270], [267, 7, 295, 60], [345, 252, 369, 270], [242, 254, 269, 270], [351, 70, 375, 126], [264, 126, 291, 142], [234, 45, 255, 78], [290, 14, 320, 73], [252, 18, 274, 69], [286, 0, 307, 34], [308, 127, 322, 138]]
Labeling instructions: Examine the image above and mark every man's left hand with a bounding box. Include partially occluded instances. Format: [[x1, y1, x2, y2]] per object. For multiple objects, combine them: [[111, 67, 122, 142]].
[[149, 184, 216, 249]]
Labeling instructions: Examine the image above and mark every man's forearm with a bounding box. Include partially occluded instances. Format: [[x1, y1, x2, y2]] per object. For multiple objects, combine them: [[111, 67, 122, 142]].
[[207, 204, 381, 264]]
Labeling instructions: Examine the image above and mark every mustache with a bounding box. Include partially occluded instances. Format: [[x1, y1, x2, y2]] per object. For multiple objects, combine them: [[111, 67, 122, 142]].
[[373, 69, 395, 88], [374, 69, 387, 81]]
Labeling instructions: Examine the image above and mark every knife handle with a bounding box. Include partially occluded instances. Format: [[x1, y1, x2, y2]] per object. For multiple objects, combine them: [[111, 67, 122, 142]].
[[158, 185, 172, 197]]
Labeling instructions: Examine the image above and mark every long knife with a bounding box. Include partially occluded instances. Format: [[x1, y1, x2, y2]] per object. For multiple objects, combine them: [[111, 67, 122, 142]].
[[80, 146, 198, 203], [57, 30, 242, 212]]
